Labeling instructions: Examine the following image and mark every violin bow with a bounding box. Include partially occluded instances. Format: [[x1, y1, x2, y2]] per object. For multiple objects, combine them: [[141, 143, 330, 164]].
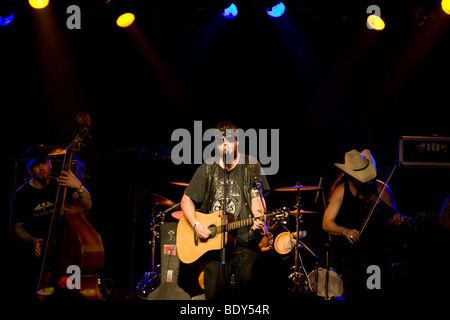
[[359, 163, 398, 236]]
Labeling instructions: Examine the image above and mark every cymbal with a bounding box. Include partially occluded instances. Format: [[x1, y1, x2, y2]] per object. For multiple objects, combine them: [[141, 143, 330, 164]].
[[136, 189, 176, 208], [169, 181, 189, 187], [290, 209, 318, 215], [274, 185, 322, 191], [171, 210, 183, 220], [47, 148, 66, 156]]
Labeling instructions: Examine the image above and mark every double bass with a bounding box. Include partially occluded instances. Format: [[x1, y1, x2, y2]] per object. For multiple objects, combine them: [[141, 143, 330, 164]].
[[37, 113, 104, 299]]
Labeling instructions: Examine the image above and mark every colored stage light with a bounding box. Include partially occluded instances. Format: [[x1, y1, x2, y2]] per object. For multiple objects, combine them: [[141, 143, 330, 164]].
[[367, 14, 385, 30], [116, 12, 135, 28], [222, 3, 238, 19], [442, 0, 450, 15], [0, 13, 14, 26], [267, 1, 286, 18], [29, 0, 49, 9]]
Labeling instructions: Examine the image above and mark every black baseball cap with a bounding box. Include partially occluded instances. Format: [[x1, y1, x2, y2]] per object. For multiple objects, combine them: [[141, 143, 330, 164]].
[[25, 145, 49, 168]]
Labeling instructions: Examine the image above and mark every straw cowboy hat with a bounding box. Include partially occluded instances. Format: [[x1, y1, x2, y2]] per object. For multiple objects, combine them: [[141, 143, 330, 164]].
[[335, 149, 377, 183]]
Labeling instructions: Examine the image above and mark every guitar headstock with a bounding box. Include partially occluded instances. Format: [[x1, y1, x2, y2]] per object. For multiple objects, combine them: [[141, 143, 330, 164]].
[[268, 207, 291, 221]]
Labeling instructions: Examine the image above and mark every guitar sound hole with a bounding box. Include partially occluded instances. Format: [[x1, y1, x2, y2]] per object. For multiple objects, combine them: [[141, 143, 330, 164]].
[[208, 225, 217, 239]]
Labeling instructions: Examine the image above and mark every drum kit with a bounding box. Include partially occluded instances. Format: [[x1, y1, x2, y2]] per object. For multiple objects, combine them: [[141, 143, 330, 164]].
[[134, 181, 343, 300]]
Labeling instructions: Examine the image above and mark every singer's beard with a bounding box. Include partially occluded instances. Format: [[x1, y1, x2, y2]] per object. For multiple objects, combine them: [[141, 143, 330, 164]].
[[222, 148, 238, 167]]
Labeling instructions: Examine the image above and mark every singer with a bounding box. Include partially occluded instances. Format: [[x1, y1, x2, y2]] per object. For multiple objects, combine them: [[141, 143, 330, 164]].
[[180, 121, 270, 300]]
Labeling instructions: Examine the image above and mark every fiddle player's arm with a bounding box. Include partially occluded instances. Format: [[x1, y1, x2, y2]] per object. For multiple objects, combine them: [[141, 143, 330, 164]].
[[322, 184, 360, 244], [180, 194, 211, 240], [57, 170, 92, 210], [377, 180, 402, 226]]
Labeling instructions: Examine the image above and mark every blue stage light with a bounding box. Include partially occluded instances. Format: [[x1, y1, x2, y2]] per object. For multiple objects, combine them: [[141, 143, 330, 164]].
[[222, 3, 238, 19], [267, 2, 285, 18], [0, 13, 15, 26]]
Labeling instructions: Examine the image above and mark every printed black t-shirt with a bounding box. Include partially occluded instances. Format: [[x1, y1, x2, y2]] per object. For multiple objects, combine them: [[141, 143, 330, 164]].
[[12, 178, 74, 240], [185, 158, 269, 246]]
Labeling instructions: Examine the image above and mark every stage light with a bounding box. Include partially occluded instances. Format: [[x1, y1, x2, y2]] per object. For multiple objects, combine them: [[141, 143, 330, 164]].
[[442, 0, 450, 15], [267, 1, 286, 18], [28, 0, 49, 10], [116, 12, 135, 28], [367, 14, 385, 30], [0, 13, 14, 26], [222, 3, 238, 19]]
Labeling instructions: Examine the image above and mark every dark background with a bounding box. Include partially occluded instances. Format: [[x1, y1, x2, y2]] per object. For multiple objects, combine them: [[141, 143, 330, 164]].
[[2, 0, 450, 299]]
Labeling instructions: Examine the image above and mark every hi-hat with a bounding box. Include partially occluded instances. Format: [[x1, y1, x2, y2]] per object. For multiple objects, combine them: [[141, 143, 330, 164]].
[[274, 185, 322, 191], [290, 209, 317, 215]]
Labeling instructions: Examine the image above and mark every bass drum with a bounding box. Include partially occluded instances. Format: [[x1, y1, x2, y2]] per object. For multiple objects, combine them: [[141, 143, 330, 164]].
[[308, 268, 343, 299]]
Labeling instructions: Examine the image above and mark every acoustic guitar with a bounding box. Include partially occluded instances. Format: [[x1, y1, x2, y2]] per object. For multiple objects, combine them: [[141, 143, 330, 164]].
[[176, 208, 290, 264]]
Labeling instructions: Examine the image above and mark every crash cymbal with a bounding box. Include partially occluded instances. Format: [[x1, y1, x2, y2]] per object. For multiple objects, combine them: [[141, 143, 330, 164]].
[[171, 210, 183, 220], [274, 185, 322, 191], [290, 209, 318, 215], [136, 189, 176, 208], [169, 181, 189, 187]]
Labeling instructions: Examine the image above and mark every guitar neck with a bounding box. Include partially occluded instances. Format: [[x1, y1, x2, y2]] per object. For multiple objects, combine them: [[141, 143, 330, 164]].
[[225, 216, 260, 232], [214, 210, 287, 234]]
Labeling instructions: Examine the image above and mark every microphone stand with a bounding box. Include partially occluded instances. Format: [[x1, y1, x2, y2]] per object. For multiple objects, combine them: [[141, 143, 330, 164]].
[[221, 149, 228, 293]]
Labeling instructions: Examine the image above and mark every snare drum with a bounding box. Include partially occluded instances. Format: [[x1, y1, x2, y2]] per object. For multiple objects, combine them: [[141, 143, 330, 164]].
[[308, 268, 343, 299]]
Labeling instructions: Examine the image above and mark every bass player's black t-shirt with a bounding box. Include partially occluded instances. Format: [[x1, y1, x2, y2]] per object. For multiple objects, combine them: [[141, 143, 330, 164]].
[[13, 177, 75, 240]]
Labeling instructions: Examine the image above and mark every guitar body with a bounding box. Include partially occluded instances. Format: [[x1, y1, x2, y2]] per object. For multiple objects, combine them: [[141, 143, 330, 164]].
[[177, 211, 235, 264], [177, 208, 290, 264]]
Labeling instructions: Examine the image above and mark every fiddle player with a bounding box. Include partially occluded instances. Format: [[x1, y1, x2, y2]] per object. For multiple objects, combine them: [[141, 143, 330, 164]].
[[322, 149, 403, 300], [180, 121, 269, 300], [11, 145, 92, 299]]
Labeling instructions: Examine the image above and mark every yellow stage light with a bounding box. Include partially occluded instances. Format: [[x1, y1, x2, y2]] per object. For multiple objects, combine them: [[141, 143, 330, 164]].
[[442, 0, 450, 15], [29, 0, 49, 9], [116, 12, 135, 28], [367, 14, 385, 31]]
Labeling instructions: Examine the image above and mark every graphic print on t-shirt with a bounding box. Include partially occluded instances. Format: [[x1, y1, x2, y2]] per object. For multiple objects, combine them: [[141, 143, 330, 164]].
[[32, 201, 54, 218], [211, 177, 242, 217]]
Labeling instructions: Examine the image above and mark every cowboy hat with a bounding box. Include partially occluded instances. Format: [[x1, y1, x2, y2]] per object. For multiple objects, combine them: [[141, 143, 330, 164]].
[[335, 149, 377, 183]]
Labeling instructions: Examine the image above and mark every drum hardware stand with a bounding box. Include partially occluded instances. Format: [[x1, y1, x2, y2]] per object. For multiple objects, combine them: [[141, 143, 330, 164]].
[[289, 183, 312, 294], [323, 238, 333, 300]]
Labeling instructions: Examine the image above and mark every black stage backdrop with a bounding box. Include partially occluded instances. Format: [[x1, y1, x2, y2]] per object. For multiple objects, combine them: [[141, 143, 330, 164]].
[[2, 0, 450, 305]]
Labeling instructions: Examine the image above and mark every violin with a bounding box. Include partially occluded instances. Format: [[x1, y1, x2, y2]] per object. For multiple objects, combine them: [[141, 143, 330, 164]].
[[36, 113, 104, 299], [359, 188, 416, 230], [358, 163, 416, 235]]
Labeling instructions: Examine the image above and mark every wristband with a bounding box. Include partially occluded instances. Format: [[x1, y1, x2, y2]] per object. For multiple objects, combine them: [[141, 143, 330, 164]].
[[193, 222, 200, 230], [340, 227, 347, 235]]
